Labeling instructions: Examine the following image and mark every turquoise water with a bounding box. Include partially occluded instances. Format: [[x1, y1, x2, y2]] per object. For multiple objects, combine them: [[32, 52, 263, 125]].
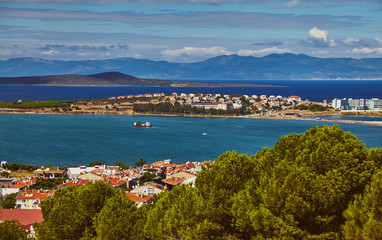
[[1, 113, 381, 167]]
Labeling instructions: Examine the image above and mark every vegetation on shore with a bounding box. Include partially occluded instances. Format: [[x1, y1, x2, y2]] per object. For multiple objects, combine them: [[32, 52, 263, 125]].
[[133, 102, 249, 116], [26, 125, 382, 239], [0, 100, 74, 109]]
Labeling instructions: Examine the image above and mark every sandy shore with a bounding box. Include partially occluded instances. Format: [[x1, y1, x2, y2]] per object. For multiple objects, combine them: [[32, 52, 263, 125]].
[[2, 109, 381, 126]]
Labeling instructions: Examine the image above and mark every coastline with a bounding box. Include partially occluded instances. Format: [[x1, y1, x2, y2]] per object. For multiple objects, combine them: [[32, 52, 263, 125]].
[[1, 109, 381, 126]]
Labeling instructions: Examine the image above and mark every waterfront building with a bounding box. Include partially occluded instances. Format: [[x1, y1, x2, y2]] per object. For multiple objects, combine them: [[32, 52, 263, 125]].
[[332, 98, 382, 110]]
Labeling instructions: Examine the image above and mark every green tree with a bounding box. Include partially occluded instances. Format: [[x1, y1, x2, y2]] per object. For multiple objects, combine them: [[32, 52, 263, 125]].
[[0, 171, 10, 177], [34, 181, 117, 240], [342, 168, 382, 240], [142, 172, 156, 183], [135, 158, 146, 168], [144, 185, 221, 240], [32, 178, 65, 190], [93, 194, 141, 240], [1, 193, 17, 209], [231, 125, 381, 239], [89, 161, 105, 167], [114, 161, 129, 170], [0, 219, 29, 240], [195, 151, 258, 238]]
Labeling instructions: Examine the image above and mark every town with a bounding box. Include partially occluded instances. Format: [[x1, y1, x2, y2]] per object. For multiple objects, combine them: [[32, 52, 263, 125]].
[[0, 159, 213, 236]]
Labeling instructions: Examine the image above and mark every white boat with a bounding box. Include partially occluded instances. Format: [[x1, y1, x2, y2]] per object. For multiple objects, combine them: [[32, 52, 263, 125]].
[[134, 120, 152, 128], [202, 132, 207, 135]]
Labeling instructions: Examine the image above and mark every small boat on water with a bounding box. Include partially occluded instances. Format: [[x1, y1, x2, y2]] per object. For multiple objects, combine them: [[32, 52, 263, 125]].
[[134, 120, 152, 128], [202, 132, 207, 136]]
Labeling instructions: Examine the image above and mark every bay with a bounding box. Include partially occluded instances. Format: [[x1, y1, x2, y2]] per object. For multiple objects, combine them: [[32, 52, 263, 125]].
[[0, 113, 381, 167], [1, 80, 382, 102]]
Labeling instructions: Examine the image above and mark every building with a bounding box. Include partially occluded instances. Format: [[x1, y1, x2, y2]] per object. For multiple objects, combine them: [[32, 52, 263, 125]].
[[15, 190, 54, 209], [1, 209, 43, 234]]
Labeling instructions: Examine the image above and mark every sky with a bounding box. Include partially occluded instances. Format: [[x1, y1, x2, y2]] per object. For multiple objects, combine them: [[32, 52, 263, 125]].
[[0, 0, 381, 62]]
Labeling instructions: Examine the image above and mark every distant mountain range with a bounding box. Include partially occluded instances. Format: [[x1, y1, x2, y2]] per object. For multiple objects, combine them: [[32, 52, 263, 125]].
[[0, 72, 275, 87], [1, 53, 381, 80]]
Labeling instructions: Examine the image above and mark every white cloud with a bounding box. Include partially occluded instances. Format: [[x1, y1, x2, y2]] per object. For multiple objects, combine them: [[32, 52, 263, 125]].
[[309, 27, 328, 42], [343, 37, 359, 45], [303, 27, 336, 47], [41, 50, 59, 55], [237, 47, 291, 56], [351, 48, 382, 54], [161, 46, 234, 62], [375, 38, 382, 45]]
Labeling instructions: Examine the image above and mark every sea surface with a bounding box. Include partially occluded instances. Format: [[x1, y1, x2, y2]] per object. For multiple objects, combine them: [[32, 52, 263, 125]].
[[1, 80, 382, 102], [0, 113, 381, 167]]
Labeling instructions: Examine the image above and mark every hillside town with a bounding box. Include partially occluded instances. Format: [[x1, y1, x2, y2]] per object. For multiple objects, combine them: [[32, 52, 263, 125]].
[[0, 159, 213, 235]]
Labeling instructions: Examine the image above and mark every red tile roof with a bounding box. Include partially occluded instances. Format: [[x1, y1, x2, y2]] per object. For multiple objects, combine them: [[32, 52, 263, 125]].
[[125, 192, 152, 202], [58, 179, 90, 187], [16, 190, 54, 200], [162, 177, 185, 186], [1, 209, 43, 226]]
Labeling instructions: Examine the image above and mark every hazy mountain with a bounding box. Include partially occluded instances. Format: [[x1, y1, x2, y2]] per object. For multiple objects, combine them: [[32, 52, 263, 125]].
[[1, 54, 381, 80], [0, 72, 175, 86]]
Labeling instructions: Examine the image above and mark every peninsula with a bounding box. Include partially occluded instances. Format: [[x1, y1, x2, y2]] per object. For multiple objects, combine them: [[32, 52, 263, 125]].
[[0, 72, 279, 87]]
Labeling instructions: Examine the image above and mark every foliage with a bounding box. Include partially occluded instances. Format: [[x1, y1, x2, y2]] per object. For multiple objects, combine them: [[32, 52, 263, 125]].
[[142, 172, 156, 182], [135, 158, 146, 168], [342, 167, 382, 240], [7, 164, 38, 172], [1, 193, 18, 209], [144, 184, 222, 240], [231, 125, 380, 239], [0, 100, 73, 109], [89, 161, 105, 167], [93, 194, 141, 240], [295, 104, 327, 111], [34, 181, 117, 240], [0, 171, 10, 177], [114, 161, 129, 170], [195, 151, 259, 238], [133, 102, 247, 116], [0, 219, 29, 240], [32, 178, 65, 190]]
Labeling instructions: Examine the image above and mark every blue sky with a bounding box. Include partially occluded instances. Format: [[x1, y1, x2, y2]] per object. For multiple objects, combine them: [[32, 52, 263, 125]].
[[0, 0, 381, 62]]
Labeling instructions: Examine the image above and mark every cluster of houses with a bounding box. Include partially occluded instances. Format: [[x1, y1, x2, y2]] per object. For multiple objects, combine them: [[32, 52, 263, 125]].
[[0, 159, 214, 233], [108, 92, 305, 112]]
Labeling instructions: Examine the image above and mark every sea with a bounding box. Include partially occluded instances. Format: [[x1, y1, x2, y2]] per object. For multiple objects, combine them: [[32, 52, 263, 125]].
[[1, 80, 382, 167]]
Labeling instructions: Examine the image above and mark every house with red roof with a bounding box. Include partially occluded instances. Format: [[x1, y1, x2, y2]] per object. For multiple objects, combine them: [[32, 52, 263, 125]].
[[103, 177, 128, 189], [1, 209, 43, 234], [125, 192, 152, 207], [162, 177, 185, 190], [58, 179, 90, 188], [15, 189, 55, 209], [1, 178, 36, 196]]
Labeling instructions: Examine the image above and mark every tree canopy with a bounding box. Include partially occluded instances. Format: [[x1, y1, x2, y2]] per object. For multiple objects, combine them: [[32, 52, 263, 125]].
[[342, 167, 382, 240], [32, 125, 382, 240]]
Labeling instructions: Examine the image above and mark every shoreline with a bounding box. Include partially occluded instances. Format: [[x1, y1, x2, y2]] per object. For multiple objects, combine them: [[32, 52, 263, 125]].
[[1, 109, 381, 126]]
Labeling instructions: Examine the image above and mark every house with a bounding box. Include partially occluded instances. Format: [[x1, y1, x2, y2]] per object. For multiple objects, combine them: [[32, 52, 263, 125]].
[[77, 172, 103, 181], [33, 167, 65, 178], [162, 177, 185, 190], [103, 177, 128, 189], [1, 179, 36, 196], [67, 165, 106, 179], [58, 179, 90, 188], [125, 192, 152, 207], [1, 209, 43, 234], [289, 95, 302, 102], [131, 182, 167, 197], [15, 190, 54, 209]]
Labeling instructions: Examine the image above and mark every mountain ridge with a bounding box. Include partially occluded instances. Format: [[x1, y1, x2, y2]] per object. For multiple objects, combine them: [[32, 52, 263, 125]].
[[1, 53, 381, 80]]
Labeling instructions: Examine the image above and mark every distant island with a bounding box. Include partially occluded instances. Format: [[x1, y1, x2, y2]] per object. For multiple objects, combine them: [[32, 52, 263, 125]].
[[0, 53, 381, 80], [0, 72, 279, 87]]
